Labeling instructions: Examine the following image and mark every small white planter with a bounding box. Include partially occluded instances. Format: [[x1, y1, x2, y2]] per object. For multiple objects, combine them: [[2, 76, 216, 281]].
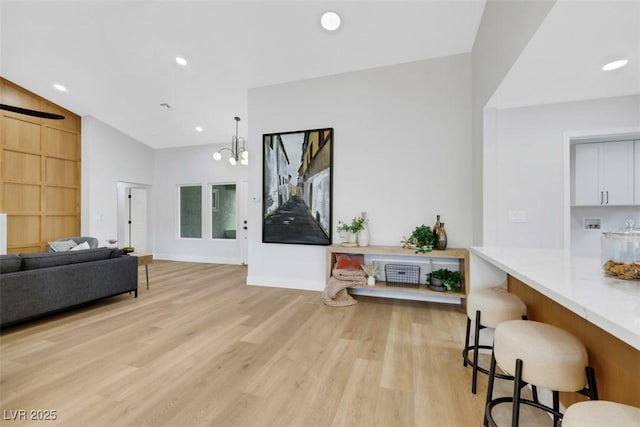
[[358, 228, 369, 246]]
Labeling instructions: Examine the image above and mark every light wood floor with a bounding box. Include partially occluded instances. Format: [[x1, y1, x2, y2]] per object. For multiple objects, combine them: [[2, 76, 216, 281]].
[[1, 261, 551, 426]]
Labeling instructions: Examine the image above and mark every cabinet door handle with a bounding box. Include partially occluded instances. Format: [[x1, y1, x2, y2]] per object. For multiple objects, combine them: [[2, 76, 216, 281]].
[[600, 191, 604, 205], [606, 190, 609, 204]]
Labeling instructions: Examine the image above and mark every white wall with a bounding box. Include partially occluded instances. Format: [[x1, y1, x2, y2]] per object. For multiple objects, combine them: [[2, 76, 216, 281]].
[[81, 116, 155, 247], [248, 54, 472, 291], [154, 144, 248, 263], [471, 0, 556, 245], [0, 213, 6, 255], [484, 95, 640, 249], [571, 206, 640, 256]]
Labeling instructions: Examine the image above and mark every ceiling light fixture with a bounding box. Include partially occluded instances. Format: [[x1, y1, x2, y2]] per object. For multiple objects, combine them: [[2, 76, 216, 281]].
[[195, 126, 203, 132], [212, 116, 248, 166], [602, 59, 628, 71], [321, 11, 341, 31], [53, 83, 67, 92], [175, 56, 188, 66]]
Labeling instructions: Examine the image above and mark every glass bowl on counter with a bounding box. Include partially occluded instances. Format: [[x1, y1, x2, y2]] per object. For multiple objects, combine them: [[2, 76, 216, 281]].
[[601, 220, 640, 280]]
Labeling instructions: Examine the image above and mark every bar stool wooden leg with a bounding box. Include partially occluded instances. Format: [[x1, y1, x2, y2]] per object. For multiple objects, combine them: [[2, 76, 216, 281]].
[[511, 359, 523, 427], [552, 391, 560, 426], [463, 316, 471, 367], [584, 366, 598, 400], [472, 309, 482, 394], [484, 351, 498, 427]]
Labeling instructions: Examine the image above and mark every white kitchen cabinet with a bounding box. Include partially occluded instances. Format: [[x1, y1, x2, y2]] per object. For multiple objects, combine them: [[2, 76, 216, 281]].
[[574, 143, 600, 205], [574, 140, 634, 206]]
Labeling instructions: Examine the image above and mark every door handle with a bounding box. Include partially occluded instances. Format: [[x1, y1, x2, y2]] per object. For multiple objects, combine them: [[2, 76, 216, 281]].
[[600, 191, 603, 205], [606, 190, 609, 204]]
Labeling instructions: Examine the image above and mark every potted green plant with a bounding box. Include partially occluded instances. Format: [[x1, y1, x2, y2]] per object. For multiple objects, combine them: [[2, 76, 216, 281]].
[[337, 216, 367, 244], [429, 268, 463, 292], [402, 224, 434, 253], [361, 262, 379, 286]]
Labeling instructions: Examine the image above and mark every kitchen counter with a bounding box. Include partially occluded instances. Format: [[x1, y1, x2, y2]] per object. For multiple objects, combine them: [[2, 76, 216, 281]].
[[470, 246, 640, 407], [470, 247, 640, 350]]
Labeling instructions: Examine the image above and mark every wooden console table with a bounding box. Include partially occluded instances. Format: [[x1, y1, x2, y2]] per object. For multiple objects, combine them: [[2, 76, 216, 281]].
[[326, 244, 469, 304]]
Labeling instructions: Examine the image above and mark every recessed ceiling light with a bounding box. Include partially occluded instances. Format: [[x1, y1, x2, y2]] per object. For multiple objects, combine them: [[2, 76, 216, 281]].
[[602, 59, 628, 71], [321, 11, 341, 31], [175, 56, 188, 66], [195, 126, 203, 132], [53, 83, 67, 92]]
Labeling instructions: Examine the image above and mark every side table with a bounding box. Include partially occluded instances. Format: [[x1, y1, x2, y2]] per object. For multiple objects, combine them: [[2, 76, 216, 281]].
[[132, 253, 153, 289]]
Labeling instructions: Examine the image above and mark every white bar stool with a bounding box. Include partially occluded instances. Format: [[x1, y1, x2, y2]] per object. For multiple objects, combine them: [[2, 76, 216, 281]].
[[484, 320, 598, 427], [463, 287, 527, 394], [562, 401, 640, 427]]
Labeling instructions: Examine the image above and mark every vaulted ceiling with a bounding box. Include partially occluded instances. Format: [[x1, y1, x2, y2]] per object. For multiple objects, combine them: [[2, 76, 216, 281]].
[[1, 1, 637, 149], [489, 0, 639, 109]]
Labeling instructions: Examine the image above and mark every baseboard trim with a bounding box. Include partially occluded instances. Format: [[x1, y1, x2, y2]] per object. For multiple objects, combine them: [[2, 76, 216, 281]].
[[154, 253, 243, 265], [246, 275, 324, 292]]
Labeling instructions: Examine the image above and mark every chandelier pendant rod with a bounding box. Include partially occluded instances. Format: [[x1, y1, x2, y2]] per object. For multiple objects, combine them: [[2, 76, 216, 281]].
[[234, 116, 240, 161]]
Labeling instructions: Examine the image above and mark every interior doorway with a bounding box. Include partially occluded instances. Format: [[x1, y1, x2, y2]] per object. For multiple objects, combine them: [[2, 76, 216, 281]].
[[241, 180, 249, 265], [117, 182, 150, 252], [563, 127, 640, 253]]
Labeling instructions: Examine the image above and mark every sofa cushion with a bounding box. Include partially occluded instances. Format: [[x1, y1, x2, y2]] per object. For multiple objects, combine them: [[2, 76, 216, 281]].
[[111, 248, 124, 258], [70, 241, 90, 251], [20, 248, 114, 270], [0, 255, 22, 274], [48, 239, 78, 252]]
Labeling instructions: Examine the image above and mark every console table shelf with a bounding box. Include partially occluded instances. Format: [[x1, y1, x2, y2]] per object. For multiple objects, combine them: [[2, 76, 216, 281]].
[[326, 244, 469, 305]]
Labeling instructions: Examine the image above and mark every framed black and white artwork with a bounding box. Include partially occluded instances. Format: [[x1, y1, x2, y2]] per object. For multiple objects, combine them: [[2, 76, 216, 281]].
[[262, 128, 333, 245]]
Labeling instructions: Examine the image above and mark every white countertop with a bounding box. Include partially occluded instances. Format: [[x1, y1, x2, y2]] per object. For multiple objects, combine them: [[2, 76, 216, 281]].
[[471, 247, 640, 351]]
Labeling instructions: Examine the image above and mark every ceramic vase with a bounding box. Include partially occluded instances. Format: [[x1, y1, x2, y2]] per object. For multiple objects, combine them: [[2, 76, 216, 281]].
[[347, 232, 357, 244], [367, 276, 376, 286], [358, 227, 369, 247], [435, 222, 447, 250], [358, 211, 370, 246]]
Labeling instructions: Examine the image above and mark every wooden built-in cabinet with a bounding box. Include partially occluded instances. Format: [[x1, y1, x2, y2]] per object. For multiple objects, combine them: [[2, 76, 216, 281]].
[[326, 244, 469, 304], [0, 78, 81, 253]]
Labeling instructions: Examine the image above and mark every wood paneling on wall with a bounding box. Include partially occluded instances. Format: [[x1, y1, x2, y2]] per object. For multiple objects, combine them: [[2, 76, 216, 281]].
[[0, 78, 81, 253]]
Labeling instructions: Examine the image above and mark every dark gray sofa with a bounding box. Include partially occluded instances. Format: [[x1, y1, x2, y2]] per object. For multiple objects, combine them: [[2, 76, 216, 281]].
[[0, 248, 138, 327]]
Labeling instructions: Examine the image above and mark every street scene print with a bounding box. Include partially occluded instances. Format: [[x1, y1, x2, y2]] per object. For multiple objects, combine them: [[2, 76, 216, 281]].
[[263, 128, 332, 245]]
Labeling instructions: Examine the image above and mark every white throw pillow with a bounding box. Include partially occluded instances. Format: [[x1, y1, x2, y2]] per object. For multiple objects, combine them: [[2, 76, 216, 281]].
[[49, 239, 77, 252], [70, 241, 90, 251]]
